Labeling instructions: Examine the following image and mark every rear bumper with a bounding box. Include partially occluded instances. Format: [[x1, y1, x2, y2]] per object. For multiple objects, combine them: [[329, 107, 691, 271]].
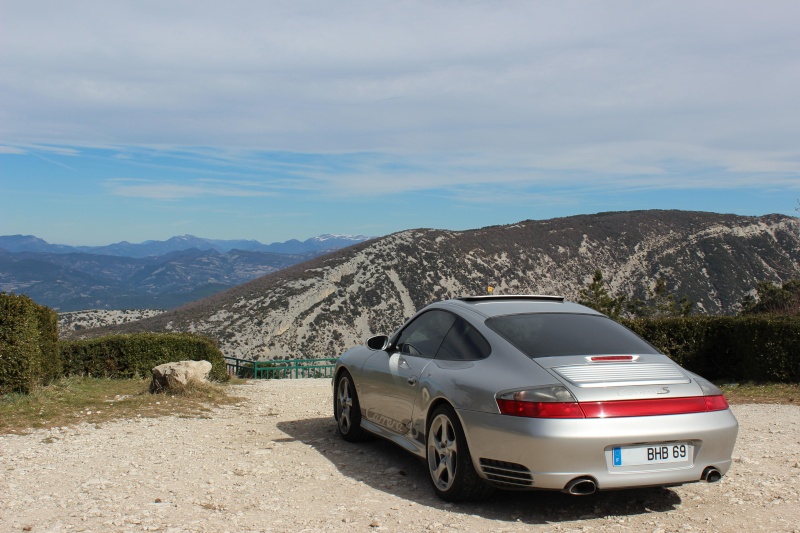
[[457, 408, 739, 491]]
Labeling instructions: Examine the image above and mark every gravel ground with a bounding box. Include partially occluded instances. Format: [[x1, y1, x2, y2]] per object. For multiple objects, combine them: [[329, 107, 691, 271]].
[[1, 379, 799, 533]]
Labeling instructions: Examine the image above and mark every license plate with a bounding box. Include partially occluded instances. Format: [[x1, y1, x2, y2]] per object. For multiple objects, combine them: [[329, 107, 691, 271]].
[[612, 442, 692, 467]]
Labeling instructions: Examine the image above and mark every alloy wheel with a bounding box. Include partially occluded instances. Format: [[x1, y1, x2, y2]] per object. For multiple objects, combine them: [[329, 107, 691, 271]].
[[428, 413, 458, 491], [337, 376, 353, 434]]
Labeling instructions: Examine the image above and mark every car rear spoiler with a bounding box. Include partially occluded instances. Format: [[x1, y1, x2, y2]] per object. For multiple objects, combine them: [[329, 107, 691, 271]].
[[455, 295, 565, 302]]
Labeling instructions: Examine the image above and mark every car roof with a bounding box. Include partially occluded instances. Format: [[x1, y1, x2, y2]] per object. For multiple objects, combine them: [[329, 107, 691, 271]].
[[434, 295, 602, 318]]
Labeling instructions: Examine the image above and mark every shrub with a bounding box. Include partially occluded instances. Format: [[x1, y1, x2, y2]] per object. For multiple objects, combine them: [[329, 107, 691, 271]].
[[34, 302, 62, 384], [0, 293, 61, 395], [60, 333, 229, 382], [623, 315, 800, 382]]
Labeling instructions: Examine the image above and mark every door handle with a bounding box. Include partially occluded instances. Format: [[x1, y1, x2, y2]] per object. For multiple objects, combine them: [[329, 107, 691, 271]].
[[407, 375, 418, 386]]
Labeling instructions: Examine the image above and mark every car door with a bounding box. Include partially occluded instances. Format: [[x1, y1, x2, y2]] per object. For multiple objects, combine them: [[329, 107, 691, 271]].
[[360, 310, 456, 434]]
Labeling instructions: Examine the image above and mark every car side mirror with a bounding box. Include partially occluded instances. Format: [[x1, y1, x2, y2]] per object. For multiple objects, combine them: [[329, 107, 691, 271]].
[[366, 335, 390, 351]]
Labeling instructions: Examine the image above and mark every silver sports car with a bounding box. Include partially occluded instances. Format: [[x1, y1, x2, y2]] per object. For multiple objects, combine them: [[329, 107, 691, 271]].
[[333, 295, 739, 502]]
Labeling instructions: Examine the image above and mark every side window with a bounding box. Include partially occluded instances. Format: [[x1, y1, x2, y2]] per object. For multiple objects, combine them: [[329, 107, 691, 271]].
[[436, 317, 492, 361], [396, 310, 457, 358]]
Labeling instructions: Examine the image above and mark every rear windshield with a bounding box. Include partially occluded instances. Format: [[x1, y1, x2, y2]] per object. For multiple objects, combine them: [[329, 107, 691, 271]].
[[485, 313, 659, 358]]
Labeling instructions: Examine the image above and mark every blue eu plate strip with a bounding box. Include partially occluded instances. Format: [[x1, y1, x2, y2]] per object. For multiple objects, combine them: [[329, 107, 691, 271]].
[[613, 447, 622, 466]]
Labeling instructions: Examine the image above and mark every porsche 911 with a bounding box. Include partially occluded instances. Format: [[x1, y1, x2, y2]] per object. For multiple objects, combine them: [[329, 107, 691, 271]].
[[333, 295, 738, 502]]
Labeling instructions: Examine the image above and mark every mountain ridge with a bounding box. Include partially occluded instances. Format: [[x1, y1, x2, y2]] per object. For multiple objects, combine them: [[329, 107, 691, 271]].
[[0, 233, 373, 257], [77, 210, 800, 360], [0, 234, 373, 311]]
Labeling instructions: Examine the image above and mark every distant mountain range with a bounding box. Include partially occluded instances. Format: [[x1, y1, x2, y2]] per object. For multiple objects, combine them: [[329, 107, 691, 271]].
[[77, 210, 800, 360], [0, 233, 371, 257], [0, 234, 372, 311]]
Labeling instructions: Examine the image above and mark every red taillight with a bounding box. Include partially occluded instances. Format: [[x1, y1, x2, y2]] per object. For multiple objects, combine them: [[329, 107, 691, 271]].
[[580, 397, 708, 418], [497, 395, 730, 419], [497, 399, 585, 418], [703, 394, 729, 411]]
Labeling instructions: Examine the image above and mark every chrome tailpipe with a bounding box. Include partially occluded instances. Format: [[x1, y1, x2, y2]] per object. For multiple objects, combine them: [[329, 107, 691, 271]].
[[564, 476, 597, 496], [702, 467, 722, 483]]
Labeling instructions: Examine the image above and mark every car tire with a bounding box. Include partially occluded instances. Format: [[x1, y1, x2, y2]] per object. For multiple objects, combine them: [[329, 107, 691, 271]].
[[334, 370, 370, 442], [426, 404, 493, 502]]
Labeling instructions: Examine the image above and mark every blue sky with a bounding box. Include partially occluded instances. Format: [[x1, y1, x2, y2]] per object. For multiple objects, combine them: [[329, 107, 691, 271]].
[[1, 1, 799, 246]]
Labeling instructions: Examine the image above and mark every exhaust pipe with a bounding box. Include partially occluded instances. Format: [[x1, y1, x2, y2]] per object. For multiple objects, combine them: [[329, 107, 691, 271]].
[[564, 476, 597, 496], [702, 467, 722, 483]]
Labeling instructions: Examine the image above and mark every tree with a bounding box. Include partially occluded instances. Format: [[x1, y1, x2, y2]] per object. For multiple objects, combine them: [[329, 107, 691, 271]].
[[579, 272, 693, 319], [626, 277, 693, 318], [578, 270, 625, 319], [740, 279, 800, 316]]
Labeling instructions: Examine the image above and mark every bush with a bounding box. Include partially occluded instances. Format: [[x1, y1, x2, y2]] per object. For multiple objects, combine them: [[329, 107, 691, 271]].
[[34, 301, 62, 384], [2, 294, 227, 395], [60, 333, 229, 382], [0, 293, 61, 395], [623, 315, 800, 382]]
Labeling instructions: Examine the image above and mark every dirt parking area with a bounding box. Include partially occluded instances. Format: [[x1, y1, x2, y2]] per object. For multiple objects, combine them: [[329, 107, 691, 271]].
[[1, 379, 799, 532]]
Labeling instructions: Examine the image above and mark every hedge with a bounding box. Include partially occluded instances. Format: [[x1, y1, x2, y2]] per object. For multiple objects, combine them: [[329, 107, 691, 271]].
[[60, 333, 229, 382], [623, 315, 800, 383], [0, 293, 61, 395], [35, 301, 62, 384]]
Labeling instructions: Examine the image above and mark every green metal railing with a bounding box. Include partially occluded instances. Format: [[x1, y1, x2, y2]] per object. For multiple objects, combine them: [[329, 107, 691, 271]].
[[224, 356, 338, 379]]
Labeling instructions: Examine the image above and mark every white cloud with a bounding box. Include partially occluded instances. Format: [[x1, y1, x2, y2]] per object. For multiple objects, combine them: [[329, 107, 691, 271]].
[[0, 144, 80, 156], [105, 178, 275, 200], [2, 0, 799, 194], [0, 145, 26, 154]]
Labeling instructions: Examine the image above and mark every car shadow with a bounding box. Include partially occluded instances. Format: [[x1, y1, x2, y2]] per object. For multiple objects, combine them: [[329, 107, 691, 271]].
[[276, 416, 682, 525]]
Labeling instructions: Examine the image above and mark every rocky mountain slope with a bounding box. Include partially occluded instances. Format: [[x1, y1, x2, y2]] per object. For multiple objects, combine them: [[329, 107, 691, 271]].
[[80, 210, 800, 360], [58, 309, 166, 335]]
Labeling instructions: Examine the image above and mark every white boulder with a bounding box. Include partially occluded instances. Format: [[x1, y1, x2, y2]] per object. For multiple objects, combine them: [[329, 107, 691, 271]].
[[150, 360, 213, 392]]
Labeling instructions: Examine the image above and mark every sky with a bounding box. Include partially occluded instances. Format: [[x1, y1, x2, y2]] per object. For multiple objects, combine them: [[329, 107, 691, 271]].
[[1, 1, 799, 246]]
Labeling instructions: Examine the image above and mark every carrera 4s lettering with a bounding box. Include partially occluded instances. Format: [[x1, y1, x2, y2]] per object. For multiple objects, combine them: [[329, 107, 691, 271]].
[[365, 408, 408, 434]]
